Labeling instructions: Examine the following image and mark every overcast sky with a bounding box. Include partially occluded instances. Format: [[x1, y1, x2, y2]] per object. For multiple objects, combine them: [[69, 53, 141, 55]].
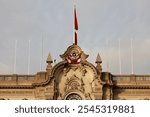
[[0, 0, 150, 75]]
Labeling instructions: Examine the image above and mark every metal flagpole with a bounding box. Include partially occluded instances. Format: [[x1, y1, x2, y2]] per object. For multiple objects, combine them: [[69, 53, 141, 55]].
[[73, 0, 75, 44], [40, 37, 44, 71], [106, 39, 110, 72], [119, 38, 122, 74], [28, 40, 31, 75], [131, 38, 134, 74], [14, 40, 17, 74]]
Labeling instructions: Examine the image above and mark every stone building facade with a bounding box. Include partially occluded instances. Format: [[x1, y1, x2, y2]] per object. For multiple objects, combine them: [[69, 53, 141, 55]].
[[0, 44, 150, 100]]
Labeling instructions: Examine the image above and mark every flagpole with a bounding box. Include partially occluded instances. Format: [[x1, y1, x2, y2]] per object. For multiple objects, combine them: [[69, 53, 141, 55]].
[[131, 38, 134, 74], [119, 38, 122, 74], [73, 0, 75, 44], [14, 40, 17, 74], [28, 40, 31, 75], [106, 39, 110, 72], [40, 37, 44, 71]]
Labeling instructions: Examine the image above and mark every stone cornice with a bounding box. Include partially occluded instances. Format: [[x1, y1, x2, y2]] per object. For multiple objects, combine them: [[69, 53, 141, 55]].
[[0, 85, 34, 89], [114, 85, 150, 89]]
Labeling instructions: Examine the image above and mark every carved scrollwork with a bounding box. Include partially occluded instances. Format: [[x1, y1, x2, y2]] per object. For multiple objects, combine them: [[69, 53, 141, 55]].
[[64, 75, 85, 93]]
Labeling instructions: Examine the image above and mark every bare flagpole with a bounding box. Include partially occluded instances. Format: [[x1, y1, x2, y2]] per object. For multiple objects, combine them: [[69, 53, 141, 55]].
[[40, 37, 44, 71], [28, 40, 31, 75], [106, 39, 110, 72], [131, 38, 134, 74], [14, 40, 17, 74], [119, 38, 122, 74]]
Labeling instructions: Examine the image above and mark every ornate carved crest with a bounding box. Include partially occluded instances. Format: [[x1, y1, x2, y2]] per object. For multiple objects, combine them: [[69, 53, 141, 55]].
[[60, 44, 89, 64], [67, 50, 81, 64], [65, 75, 85, 93]]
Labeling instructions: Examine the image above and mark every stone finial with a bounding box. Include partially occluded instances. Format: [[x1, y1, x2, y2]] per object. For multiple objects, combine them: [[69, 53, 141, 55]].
[[46, 53, 53, 73], [47, 53, 53, 63], [95, 53, 102, 63], [95, 53, 102, 73]]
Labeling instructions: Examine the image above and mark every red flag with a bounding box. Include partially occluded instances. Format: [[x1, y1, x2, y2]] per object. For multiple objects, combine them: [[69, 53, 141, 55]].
[[74, 6, 78, 45], [74, 7, 78, 30]]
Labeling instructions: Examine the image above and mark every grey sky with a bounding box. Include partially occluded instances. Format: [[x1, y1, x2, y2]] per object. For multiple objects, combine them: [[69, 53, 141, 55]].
[[0, 0, 150, 74]]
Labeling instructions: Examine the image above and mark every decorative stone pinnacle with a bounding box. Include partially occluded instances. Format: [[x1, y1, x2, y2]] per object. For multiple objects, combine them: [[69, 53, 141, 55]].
[[95, 53, 102, 63], [47, 53, 53, 63]]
